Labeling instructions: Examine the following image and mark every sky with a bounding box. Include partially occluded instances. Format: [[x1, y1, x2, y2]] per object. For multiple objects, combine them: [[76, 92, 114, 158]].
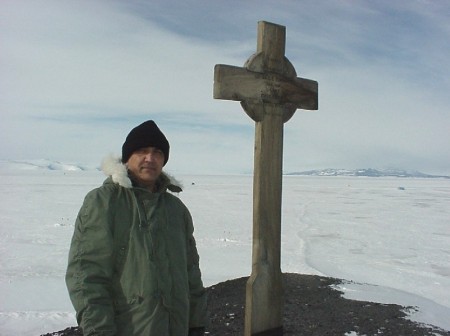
[[1, 0, 449, 175]]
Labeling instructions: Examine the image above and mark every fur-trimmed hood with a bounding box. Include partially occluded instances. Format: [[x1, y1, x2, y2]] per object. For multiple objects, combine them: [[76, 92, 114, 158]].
[[100, 154, 182, 192]]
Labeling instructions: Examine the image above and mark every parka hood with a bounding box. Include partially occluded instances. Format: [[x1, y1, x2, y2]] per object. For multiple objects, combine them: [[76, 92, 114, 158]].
[[100, 154, 182, 192]]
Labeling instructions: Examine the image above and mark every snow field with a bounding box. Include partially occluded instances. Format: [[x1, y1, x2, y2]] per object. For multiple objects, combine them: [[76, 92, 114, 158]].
[[0, 169, 449, 335]]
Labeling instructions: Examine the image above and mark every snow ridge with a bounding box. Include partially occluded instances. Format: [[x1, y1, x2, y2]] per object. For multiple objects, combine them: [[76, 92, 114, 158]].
[[287, 168, 450, 179], [0, 159, 96, 171]]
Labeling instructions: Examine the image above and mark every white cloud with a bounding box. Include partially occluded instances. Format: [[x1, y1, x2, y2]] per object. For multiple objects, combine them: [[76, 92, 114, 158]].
[[1, 0, 449, 174]]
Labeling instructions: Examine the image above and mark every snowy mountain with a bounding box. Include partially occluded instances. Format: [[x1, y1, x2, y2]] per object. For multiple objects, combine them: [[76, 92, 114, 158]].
[[287, 168, 450, 179], [1, 160, 448, 178], [0, 159, 97, 171]]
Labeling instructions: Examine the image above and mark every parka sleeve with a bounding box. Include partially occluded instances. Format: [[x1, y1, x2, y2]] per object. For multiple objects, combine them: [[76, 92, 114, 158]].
[[185, 210, 208, 328], [65, 188, 117, 336]]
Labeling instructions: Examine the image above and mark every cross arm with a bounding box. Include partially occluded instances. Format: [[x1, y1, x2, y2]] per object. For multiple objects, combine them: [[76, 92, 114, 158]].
[[214, 64, 318, 110]]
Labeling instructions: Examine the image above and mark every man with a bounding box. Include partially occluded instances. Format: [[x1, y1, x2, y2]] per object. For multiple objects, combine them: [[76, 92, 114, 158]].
[[66, 120, 208, 336]]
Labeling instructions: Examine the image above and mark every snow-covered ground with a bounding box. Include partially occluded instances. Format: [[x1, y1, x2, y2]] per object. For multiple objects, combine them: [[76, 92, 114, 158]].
[[0, 164, 449, 335]]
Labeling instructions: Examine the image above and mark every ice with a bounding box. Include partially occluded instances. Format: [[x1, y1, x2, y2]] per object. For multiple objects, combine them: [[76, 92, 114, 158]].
[[0, 168, 449, 335]]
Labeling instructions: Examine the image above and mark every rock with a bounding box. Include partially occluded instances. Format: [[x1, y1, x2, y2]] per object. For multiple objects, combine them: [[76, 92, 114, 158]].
[[41, 273, 450, 336]]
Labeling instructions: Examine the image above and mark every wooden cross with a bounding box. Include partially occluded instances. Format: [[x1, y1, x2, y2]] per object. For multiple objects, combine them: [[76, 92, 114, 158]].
[[213, 21, 318, 335]]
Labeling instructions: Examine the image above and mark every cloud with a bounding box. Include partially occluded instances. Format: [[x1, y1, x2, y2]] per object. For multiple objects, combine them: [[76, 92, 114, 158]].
[[1, 0, 449, 174]]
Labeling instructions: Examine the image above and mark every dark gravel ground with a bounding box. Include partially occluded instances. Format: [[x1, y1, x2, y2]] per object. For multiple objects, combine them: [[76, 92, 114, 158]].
[[42, 273, 449, 336]]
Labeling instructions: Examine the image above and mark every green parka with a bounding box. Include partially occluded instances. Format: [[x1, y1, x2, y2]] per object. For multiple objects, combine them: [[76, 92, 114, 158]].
[[66, 156, 207, 335]]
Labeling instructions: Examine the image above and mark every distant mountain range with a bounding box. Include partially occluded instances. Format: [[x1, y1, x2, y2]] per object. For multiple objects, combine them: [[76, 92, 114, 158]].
[[0, 160, 448, 179], [0, 159, 97, 171], [286, 168, 450, 179]]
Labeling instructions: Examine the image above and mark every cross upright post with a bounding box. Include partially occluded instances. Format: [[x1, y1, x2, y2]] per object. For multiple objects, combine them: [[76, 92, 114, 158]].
[[213, 21, 318, 336]]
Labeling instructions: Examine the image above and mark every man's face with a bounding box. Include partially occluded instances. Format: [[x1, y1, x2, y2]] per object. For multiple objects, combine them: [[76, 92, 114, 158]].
[[126, 146, 164, 190]]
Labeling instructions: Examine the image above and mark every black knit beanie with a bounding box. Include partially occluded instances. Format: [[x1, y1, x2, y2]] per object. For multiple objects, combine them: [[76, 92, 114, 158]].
[[121, 120, 170, 165]]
